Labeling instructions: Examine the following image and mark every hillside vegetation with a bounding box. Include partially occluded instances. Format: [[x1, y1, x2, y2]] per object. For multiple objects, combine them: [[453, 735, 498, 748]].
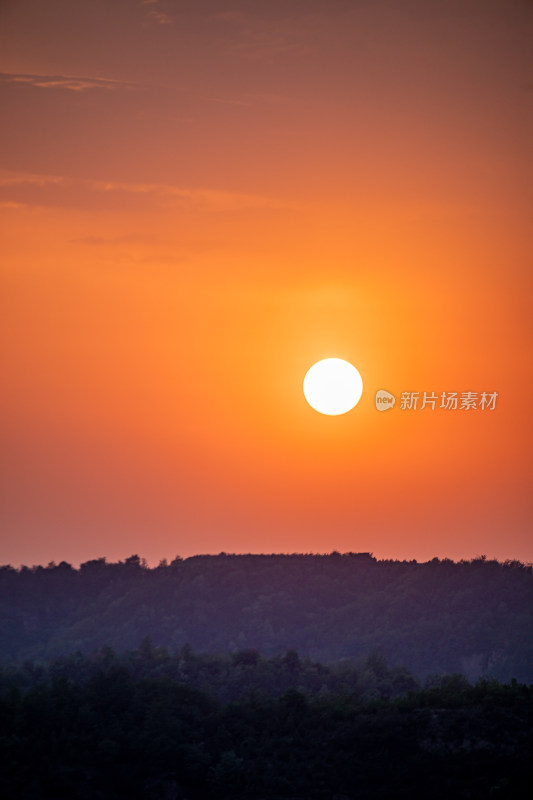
[[1, 553, 531, 681], [0, 647, 531, 799]]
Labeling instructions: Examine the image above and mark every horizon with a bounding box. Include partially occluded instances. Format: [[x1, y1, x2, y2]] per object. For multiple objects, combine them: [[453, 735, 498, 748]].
[[3, 550, 531, 571]]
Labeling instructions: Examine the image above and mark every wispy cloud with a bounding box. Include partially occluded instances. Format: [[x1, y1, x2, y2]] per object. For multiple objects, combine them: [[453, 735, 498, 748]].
[[69, 234, 154, 246], [0, 172, 67, 188], [0, 72, 138, 92], [90, 178, 294, 212], [0, 171, 295, 213], [141, 0, 174, 26], [0, 201, 27, 210]]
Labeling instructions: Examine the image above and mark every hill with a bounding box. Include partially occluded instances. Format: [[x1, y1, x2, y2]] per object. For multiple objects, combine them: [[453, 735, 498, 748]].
[[1, 648, 531, 799], [1, 553, 531, 681]]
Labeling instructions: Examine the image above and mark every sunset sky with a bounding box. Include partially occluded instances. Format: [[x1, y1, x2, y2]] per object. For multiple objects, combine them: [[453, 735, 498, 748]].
[[1, 0, 531, 567]]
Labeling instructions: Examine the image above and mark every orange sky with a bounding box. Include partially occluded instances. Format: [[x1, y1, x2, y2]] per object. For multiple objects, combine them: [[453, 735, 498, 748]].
[[1, 0, 532, 566]]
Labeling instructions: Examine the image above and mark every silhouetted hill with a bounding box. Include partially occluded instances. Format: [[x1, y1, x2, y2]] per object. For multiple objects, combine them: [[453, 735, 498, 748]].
[[0, 648, 531, 800], [1, 553, 531, 681]]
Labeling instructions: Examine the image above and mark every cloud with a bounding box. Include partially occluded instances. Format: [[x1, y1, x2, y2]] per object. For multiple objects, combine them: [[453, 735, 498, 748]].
[[69, 234, 154, 246], [141, 0, 174, 26], [0, 201, 27, 210], [0, 171, 295, 213], [0, 172, 67, 188], [90, 178, 281, 211], [0, 72, 138, 92]]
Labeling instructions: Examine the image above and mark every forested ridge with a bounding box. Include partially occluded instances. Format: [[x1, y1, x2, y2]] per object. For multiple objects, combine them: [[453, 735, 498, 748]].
[[1, 646, 532, 799], [1, 554, 532, 798], [1, 553, 531, 682]]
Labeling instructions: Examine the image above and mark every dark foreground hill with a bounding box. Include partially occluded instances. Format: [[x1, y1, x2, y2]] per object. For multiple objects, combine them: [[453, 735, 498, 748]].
[[0, 648, 531, 800], [1, 553, 532, 681]]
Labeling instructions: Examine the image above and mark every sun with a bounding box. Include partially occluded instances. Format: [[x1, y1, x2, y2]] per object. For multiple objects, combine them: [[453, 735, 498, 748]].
[[303, 358, 363, 415]]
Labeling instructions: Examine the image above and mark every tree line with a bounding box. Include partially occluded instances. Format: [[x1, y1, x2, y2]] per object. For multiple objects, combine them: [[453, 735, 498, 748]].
[[0, 645, 531, 799], [1, 553, 531, 682]]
